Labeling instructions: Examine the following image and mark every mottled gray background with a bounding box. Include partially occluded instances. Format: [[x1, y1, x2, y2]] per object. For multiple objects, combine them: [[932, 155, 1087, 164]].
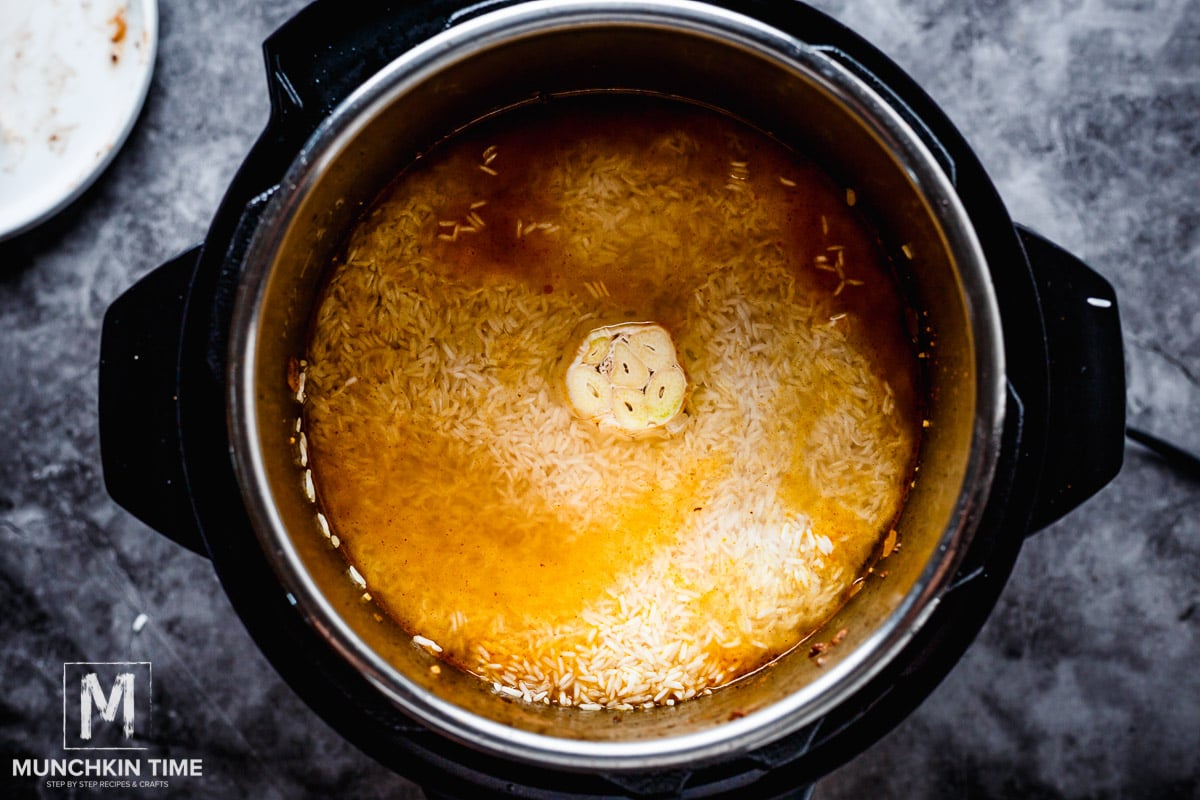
[[1, 0, 1197, 798]]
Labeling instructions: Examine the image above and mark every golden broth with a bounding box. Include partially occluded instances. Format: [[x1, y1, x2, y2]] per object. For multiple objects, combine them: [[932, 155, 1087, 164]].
[[302, 96, 920, 710]]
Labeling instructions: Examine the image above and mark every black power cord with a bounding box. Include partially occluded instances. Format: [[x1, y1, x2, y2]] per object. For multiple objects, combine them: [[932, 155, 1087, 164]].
[[1126, 426, 1200, 482]]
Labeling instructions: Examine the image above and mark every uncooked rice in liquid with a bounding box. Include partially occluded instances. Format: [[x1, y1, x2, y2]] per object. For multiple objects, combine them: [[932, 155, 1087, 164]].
[[304, 98, 918, 710]]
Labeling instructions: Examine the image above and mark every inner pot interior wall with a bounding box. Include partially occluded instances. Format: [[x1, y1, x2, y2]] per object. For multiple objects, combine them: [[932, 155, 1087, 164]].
[[244, 21, 978, 746]]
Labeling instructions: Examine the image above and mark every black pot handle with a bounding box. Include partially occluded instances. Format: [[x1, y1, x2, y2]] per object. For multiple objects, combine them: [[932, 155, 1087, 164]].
[[1018, 225, 1126, 531], [260, 0, 502, 138], [99, 247, 209, 557]]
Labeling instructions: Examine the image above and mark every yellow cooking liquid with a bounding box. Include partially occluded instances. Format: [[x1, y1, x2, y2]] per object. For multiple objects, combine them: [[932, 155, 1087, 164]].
[[303, 95, 920, 709]]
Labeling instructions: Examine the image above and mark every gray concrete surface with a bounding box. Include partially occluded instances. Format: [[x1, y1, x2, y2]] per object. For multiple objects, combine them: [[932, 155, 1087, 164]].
[[1, 1, 1197, 798]]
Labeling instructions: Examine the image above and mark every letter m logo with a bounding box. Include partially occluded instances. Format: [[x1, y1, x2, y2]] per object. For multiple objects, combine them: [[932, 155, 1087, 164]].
[[63, 662, 151, 750], [81, 672, 135, 740]]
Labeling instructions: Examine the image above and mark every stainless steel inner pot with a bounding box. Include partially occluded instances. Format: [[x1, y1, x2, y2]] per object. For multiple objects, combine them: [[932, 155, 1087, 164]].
[[227, 0, 1005, 772]]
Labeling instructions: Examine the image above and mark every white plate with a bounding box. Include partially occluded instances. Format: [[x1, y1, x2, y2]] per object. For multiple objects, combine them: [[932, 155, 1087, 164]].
[[0, 0, 158, 241]]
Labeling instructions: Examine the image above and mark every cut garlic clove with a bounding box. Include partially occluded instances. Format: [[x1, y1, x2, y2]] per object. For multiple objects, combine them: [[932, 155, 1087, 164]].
[[609, 341, 650, 388], [581, 334, 611, 367], [644, 365, 687, 422], [565, 364, 611, 419], [628, 326, 676, 372], [611, 387, 650, 429]]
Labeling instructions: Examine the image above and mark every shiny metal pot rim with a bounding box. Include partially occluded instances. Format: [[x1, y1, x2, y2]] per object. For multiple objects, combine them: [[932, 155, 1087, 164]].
[[227, 0, 1006, 772]]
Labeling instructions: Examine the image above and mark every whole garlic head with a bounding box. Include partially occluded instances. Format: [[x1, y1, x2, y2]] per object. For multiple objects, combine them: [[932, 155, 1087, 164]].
[[564, 322, 689, 435]]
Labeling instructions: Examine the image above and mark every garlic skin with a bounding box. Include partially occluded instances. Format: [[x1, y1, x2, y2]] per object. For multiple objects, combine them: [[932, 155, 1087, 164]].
[[564, 322, 689, 435]]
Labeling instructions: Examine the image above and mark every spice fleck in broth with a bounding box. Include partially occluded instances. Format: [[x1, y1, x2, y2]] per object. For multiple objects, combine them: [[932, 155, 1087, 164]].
[[302, 96, 920, 710]]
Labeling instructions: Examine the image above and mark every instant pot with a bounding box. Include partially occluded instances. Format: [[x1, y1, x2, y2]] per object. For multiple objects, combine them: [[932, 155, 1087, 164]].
[[98, 1, 1126, 797]]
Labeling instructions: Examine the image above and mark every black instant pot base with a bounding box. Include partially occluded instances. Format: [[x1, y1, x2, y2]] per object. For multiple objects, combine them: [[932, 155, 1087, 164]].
[[159, 1, 1054, 796]]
